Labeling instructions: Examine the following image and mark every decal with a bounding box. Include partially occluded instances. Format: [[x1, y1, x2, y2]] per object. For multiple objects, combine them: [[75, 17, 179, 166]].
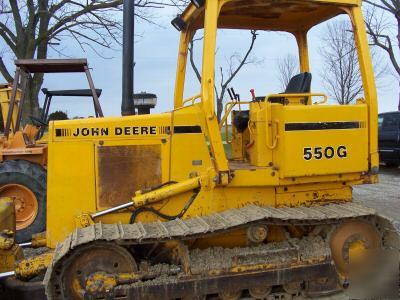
[[285, 122, 361, 131], [303, 146, 347, 160]]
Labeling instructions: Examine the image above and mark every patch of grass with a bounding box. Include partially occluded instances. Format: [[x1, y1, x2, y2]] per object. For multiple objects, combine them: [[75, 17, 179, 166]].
[[221, 125, 232, 158]]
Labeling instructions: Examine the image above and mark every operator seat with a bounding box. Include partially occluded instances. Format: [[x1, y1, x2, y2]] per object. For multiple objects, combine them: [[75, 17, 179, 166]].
[[285, 72, 312, 94], [270, 72, 312, 104]]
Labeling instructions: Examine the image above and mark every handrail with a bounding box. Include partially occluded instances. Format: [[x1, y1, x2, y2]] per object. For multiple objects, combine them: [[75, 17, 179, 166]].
[[220, 102, 234, 131], [223, 102, 235, 144], [267, 119, 279, 150], [263, 101, 281, 150], [182, 94, 201, 106], [312, 97, 328, 105], [220, 100, 252, 130], [219, 101, 252, 145], [265, 93, 328, 105]]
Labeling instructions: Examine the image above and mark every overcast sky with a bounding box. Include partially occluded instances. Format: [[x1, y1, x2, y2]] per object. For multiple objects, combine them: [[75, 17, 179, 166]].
[[1, 5, 397, 118]]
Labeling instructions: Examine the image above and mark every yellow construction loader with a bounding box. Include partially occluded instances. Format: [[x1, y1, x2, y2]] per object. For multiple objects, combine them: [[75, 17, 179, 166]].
[[1, 0, 399, 299], [0, 59, 103, 242]]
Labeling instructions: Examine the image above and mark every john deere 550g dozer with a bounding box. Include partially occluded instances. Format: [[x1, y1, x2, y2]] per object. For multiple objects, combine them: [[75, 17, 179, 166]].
[[1, 0, 399, 299]]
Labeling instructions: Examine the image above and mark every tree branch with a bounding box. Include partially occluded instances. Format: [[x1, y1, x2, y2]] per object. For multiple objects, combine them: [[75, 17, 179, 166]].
[[50, 0, 70, 14], [39, 0, 123, 45], [0, 21, 17, 43], [8, 0, 23, 36], [0, 23, 16, 52], [364, 0, 394, 12], [188, 36, 202, 82], [365, 21, 400, 75], [222, 30, 257, 89], [0, 56, 13, 82]]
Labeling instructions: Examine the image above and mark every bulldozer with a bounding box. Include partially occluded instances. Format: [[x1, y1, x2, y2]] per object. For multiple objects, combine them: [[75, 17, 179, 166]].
[[0, 59, 103, 242], [0, 0, 399, 299]]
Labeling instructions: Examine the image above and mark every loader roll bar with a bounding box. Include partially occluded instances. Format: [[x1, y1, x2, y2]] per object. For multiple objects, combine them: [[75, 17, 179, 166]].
[[173, 0, 379, 176], [4, 59, 104, 139], [41, 89, 102, 97], [36, 88, 103, 139]]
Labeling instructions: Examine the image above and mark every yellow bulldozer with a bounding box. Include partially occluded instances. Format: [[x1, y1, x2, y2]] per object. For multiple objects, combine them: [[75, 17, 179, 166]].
[[0, 0, 399, 299], [0, 59, 103, 242]]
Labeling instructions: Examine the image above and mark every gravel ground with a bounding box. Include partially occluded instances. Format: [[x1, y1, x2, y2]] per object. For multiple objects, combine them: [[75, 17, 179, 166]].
[[353, 166, 400, 223]]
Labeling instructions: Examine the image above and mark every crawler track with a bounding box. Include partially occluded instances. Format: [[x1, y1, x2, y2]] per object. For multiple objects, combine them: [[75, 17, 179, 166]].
[[44, 202, 380, 299]]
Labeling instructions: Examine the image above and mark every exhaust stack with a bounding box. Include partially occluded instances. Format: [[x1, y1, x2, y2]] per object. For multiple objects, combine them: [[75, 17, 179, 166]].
[[121, 0, 135, 116]]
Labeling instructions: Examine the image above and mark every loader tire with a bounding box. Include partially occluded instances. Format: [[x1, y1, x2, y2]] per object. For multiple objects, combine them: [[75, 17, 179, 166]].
[[0, 160, 46, 243]]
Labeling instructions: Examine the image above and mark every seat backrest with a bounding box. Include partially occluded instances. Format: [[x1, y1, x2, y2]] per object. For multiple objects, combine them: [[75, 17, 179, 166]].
[[285, 72, 312, 94]]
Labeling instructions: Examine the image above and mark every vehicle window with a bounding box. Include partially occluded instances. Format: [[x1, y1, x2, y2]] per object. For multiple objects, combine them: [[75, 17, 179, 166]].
[[378, 116, 383, 129], [381, 114, 400, 130]]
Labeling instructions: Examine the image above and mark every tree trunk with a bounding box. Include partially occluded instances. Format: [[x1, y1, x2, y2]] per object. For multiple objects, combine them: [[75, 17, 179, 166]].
[[21, 74, 43, 123], [14, 34, 40, 123], [217, 99, 223, 122]]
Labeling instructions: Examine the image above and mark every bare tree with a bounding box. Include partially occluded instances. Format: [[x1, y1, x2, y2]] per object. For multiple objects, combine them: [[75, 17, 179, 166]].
[[277, 54, 298, 90], [0, 0, 183, 120], [364, 2, 400, 110], [188, 30, 260, 121], [320, 20, 386, 105], [320, 21, 362, 104]]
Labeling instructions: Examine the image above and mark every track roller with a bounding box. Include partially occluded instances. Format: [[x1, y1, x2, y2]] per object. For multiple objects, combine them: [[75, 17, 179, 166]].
[[219, 289, 242, 300], [282, 281, 302, 294], [248, 285, 272, 299]]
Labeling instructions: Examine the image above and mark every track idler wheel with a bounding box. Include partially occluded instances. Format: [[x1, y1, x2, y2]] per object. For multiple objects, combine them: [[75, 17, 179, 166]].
[[54, 242, 137, 299], [330, 220, 381, 276], [248, 285, 272, 299]]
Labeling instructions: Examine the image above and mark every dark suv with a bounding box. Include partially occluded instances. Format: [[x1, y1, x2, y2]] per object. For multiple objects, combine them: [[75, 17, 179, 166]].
[[378, 111, 400, 167]]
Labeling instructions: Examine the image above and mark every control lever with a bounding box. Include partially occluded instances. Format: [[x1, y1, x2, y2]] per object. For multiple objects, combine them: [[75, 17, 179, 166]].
[[250, 89, 256, 101], [230, 87, 240, 101], [227, 88, 235, 101]]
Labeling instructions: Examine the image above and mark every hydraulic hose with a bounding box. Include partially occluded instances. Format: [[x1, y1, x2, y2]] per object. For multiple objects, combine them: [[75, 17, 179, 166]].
[[130, 190, 199, 223]]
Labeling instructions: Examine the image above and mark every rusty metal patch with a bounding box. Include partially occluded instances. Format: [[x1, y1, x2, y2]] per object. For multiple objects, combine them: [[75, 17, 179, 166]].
[[96, 145, 161, 208]]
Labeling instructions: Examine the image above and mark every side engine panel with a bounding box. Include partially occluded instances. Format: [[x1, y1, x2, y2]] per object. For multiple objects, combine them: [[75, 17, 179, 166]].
[[273, 104, 369, 178]]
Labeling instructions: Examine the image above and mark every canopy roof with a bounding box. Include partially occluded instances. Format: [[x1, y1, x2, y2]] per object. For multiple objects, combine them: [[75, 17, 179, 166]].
[[14, 59, 88, 73], [182, 0, 360, 32], [41, 88, 102, 97]]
